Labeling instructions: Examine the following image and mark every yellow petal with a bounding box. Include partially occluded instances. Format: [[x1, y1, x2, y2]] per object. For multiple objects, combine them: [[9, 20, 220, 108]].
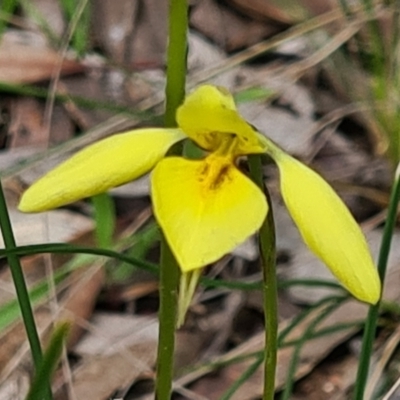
[[276, 154, 380, 304], [151, 156, 268, 272], [177, 85, 266, 155], [19, 129, 185, 212]]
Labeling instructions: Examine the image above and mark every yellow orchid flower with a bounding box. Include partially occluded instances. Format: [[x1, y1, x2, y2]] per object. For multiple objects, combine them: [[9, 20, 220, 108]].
[[18, 84, 380, 308], [19, 85, 268, 272]]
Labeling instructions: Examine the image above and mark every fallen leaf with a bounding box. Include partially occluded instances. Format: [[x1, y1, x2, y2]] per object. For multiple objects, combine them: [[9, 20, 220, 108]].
[[0, 30, 82, 84], [0, 209, 93, 248], [228, 0, 298, 24], [71, 313, 158, 399], [190, 0, 282, 52], [91, 0, 138, 64], [6, 98, 74, 148]]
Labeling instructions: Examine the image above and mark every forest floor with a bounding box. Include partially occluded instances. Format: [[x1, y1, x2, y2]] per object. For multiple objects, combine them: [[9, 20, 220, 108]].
[[0, 1, 399, 399]]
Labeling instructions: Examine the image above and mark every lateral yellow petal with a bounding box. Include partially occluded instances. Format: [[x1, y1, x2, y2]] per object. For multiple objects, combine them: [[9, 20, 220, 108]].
[[177, 85, 266, 155], [19, 129, 185, 212], [276, 154, 381, 304], [151, 156, 268, 272]]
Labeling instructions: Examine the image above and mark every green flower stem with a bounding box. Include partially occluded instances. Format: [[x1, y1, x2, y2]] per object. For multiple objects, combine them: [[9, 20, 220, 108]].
[[248, 155, 277, 400], [164, 0, 188, 128], [156, 0, 188, 399], [156, 241, 180, 400], [353, 163, 400, 400], [0, 180, 52, 399]]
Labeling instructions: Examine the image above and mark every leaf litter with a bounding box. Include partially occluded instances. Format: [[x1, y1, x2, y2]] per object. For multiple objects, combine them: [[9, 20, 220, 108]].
[[0, 1, 399, 399]]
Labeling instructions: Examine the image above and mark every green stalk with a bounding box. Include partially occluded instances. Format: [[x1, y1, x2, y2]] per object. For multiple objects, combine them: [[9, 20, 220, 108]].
[[353, 163, 400, 400], [155, 241, 180, 400], [248, 155, 277, 400], [0, 180, 52, 399], [164, 0, 188, 128], [156, 0, 188, 399]]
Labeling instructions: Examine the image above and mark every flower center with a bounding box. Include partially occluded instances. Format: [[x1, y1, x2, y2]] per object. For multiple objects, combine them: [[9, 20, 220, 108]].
[[199, 133, 238, 191], [213, 133, 238, 158]]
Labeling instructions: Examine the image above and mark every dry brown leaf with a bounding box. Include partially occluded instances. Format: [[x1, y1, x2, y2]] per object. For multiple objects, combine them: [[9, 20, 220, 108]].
[[59, 74, 121, 129], [46, 104, 76, 145], [70, 342, 155, 400], [6, 97, 74, 148], [227, 0, 297, 24], [7, 97, 49, 147], [298, 0, 338, 16], [0, 309, 54, 400], [190, 0, 282, 52], [0, 209, 93, 248], [91, 0, 138, 64], [92, 0, 168, 68], [0, 257, 104, 397], [61, 266, 105, 348], [191, 301, 367, 400], [0, 369, 30, 400], [128, 0, 168, 69], [70, 313, 158, 399], [175, 330, 211, 373], [291, 354, 359, 400], [0, 31, 82, 84], [188, 33, 237, 89], [120, 281, 159, 302]]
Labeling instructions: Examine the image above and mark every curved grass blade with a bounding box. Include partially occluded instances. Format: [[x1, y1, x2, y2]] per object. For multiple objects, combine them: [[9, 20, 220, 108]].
[[26, 322, 70, 400]]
